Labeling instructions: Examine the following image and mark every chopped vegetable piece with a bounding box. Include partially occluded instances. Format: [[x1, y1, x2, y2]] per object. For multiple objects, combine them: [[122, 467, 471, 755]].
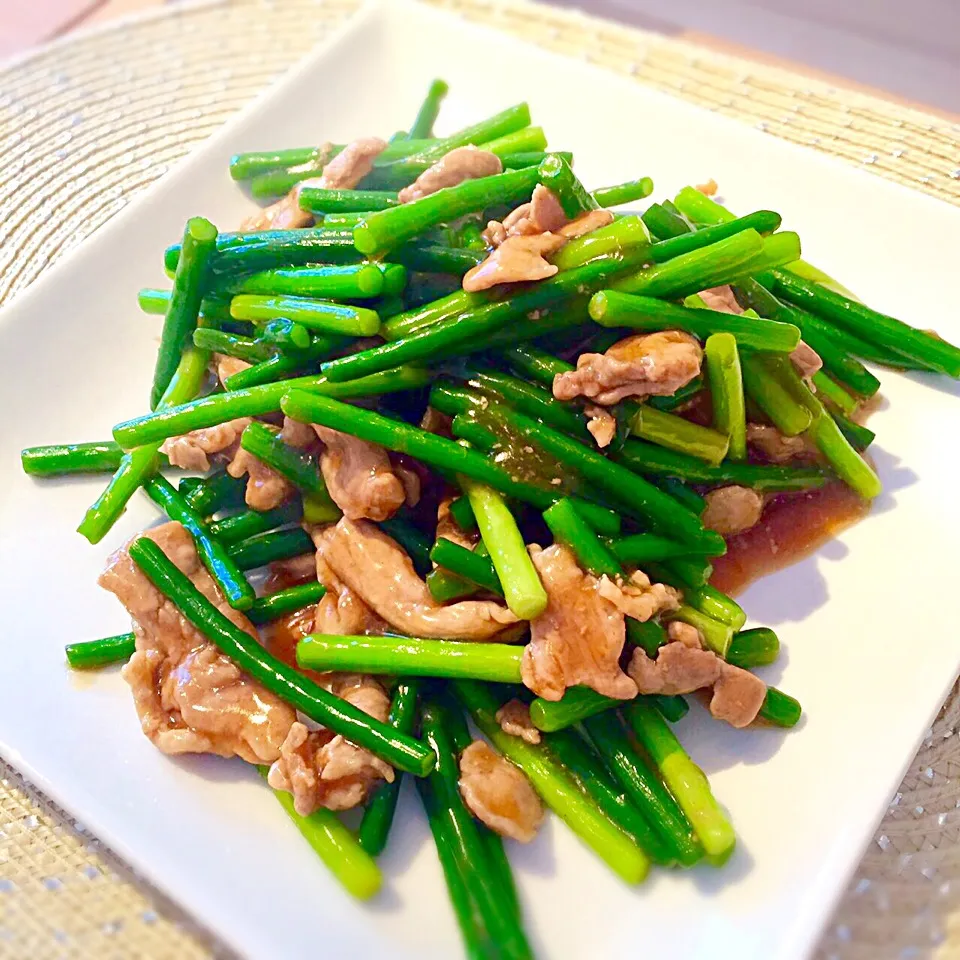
[[297, 635, 523, 682], [589, 290, 801, 353], [358, 680, 421, 856], [151, 217, 218, 408], [113, 366, 431, 449], [353, 167, 539, 256], [78, 345, 210, 544], [537, 153, 598, 219], [727, 627, 780, 669], [529, 686, 622, 732], [230, 294, 381, 336], [430, 538, 503, 597], [22, 441, 125, 477], [65, 632, 135, 670], [247, 582, 327, 625], [231, 262, 387, 299], [462, 479, 547, 620], [624, 700, 736, 863], [143, 475, 256, 610], [259, 767, 383, 899], [408, 79, 449, 140], [591, 177, 654, 207], [704, 332, 747, 460], [229, 527, 315, 571]]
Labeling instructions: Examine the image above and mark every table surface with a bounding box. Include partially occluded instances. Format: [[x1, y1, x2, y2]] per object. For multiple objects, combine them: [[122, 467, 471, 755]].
[[7, 0, 960, 116]]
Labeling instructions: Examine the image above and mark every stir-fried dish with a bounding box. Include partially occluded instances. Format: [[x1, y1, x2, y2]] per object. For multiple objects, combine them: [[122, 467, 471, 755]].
[[20, 77, 960, 956]]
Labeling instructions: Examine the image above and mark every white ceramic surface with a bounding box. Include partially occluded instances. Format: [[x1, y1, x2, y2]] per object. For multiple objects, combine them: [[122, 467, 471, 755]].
[[1, 3, 959, 958]]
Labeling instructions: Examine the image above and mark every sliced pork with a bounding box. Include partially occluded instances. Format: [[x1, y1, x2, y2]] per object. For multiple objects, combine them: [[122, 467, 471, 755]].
[[317, 518, 518, 640], [267, 675, 393, 815], [458, 740, 544, 842], [553, 331, 703, 406], [462, 233, 566, 292], [496, 699, 541, 745], [522, 544, 637, 702], [702, 485, 765, 536], [99, 522, 295, 762], [312, 424, 406, 522], [398, 146, 501, 203], [159, 417, 251, 472]]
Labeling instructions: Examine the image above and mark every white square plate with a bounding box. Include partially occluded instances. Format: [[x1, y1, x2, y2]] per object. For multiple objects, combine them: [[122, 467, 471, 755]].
[[2, 3, 959, 958]]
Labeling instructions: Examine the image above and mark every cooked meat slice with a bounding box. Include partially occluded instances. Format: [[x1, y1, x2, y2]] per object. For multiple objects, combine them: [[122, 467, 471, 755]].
[[667, 620, 703, 649], [99, 522, 296, 762], [597, 569, 680, 623], [555, 208, 614, 239], [746, 422, 815, 463], [527, 184, 568, 233], [216, 355, 251, 386], [394, 462, 422, 507], [710, 662, 767, 728], [585, 404, 617, 448], [280, 416, 317, 449], [480, 189, 605, 252], [398, 146, 502, 202], [312, 526, 387, 635], [702, 485, 765, 536], [790, 340, 823, 380], [496, 699, 541, 744], [267, 675, 393, 815], [462, 233, 567, 292], [552, 331, 703, 406], [522, 544, 637, 701], [318, 517, 518, 640], [159, 417, 251, 472], [420, 405, 452, 436], [239, 138, 384, 233], [458, 740, 544, 842], [482, 219, 508, 247], [317, 137, 388, 190], [629, 642, 766, 727], [497, 184, 568, 240], [240, 190, 314, 232], [698, 285, 742, 314], [312, 424, 406, 522], [628, 641, 722, 696], [696, 178, 719, 196], [227, 447, 293, 511]]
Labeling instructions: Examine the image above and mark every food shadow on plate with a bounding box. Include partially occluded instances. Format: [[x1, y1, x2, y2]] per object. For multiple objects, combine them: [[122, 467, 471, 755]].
[[506, 808, 558, 879], [691, 839, 756, 895], [734, 554, 829, 627], [865, 444, 919, 518], [902, 368, 960, 400], [677, 699, 793, 777], [170, 752, 257, 786]]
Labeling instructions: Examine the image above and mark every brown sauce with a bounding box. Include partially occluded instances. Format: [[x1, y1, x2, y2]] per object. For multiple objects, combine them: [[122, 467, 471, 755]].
[[264, 605, 331, 686], [710, 482, 870, 596]]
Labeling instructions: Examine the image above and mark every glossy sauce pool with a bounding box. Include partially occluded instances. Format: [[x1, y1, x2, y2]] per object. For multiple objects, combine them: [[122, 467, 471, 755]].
[[710, 482, 871, 597]]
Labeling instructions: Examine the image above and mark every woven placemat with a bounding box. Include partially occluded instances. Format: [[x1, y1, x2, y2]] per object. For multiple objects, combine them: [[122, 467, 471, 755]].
[[2, 1, 960, 957]]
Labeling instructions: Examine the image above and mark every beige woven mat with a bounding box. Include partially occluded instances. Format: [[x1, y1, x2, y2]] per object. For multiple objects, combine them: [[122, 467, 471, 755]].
[[2, 1, 960, 956]]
